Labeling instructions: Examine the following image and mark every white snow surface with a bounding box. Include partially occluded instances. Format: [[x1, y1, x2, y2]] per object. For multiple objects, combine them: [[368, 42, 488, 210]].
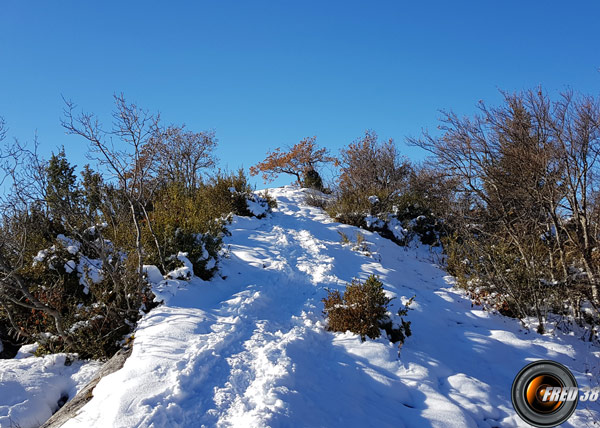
[[144, 264, 165, 284], [0, 352, 101, 428], [246, 198, 269, 218], [165, 252, 195, 280], [9, 186, 600, 427]]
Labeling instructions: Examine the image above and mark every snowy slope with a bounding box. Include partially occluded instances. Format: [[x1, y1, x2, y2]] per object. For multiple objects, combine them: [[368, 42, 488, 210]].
[[0, 346, 100, 428], [31, 186, 600, 427]]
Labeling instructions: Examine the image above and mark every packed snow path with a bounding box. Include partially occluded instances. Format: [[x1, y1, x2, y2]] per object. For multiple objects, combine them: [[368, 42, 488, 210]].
[[61, 186, 599, 428]]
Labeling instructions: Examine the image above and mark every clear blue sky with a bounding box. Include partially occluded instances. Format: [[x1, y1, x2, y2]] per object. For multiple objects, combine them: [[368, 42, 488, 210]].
[[1, 1, 599, 188]]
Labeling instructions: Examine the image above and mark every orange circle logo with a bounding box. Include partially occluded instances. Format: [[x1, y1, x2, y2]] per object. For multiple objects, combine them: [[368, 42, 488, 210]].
[[512, 360, 578, 427]]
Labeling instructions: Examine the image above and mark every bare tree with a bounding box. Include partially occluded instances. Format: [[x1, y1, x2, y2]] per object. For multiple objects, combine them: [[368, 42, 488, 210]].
[[339, 130, 410, 202], [0, 116, 6, 143], [550, 91, 600, 306], [62, 93, 165, 275], [409, 89, 600, 330], [148, 125, 217, 191]]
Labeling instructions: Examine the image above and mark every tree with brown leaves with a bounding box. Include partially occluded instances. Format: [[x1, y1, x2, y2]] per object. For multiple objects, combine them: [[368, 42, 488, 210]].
[[250, 136, 334, 186]]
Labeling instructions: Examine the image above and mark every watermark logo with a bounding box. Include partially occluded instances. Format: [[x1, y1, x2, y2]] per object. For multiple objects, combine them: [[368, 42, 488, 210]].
[[511, 360, 582, 427]]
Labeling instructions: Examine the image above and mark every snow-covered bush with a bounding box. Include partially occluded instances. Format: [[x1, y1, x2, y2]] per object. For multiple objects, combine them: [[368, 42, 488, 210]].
[[67, 255, 152, 359], [325, 131, 448, 246], [322, 275, 413, 343], [362, 194, 445, 247], [230, 188, 274, 219], [380, 296, 414, 344], [331, 191, 445, 247], [326, 132, 452, 248], [0, 222, 154, 359], [0, 147, 152, 359], [200, 169, 276, 219]]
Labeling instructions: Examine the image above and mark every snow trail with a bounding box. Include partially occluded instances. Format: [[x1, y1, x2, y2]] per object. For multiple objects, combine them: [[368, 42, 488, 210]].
[[58, 186, 599, 428]]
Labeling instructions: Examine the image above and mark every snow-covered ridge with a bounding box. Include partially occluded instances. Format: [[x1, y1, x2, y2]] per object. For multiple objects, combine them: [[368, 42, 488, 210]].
[[2, 186, 599, 427]]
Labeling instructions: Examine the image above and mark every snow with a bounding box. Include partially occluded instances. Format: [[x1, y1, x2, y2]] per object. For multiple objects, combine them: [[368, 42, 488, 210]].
[[57, 234, 81, 255], [166, 252, 194, 280], [246, 198, 268, 217], [64, 260, 76, 273], [387, 216, 409, 241], [4, 186, 600, 427], [0, 353, 101, 428], [205, 256, 217, 270], [144, 264, 164, 284], [33, 249, 48, 264], [364, 215, 384, 228], [77, 257, 103, 295]]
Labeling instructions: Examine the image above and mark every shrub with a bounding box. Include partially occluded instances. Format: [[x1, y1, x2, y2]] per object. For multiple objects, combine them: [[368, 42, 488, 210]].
[[141, 183, 225, 279], [444, 229, 567, 333], [204, 169, 274, 218], [303, 169, 324, 191], [338, 230, 370, 254], [337, 230, 351, 245], [0, 99, 281, 361], [373, 193, 445, 246], [323, 275, 412, 342], [205, 169, 255, 217], [0, 143, 153, 360], [68, 259, 152, 359], [258, 190, 278, 210], [354, 232, 369, 253], [329, 190, 446, 247], [304, 189, 328, 209], [326, 195, 368, 227], [331, 130, 410, 218], [380, 296, 414, 344], [327, 132, 450, 248], [327, 131, 414, 234]]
